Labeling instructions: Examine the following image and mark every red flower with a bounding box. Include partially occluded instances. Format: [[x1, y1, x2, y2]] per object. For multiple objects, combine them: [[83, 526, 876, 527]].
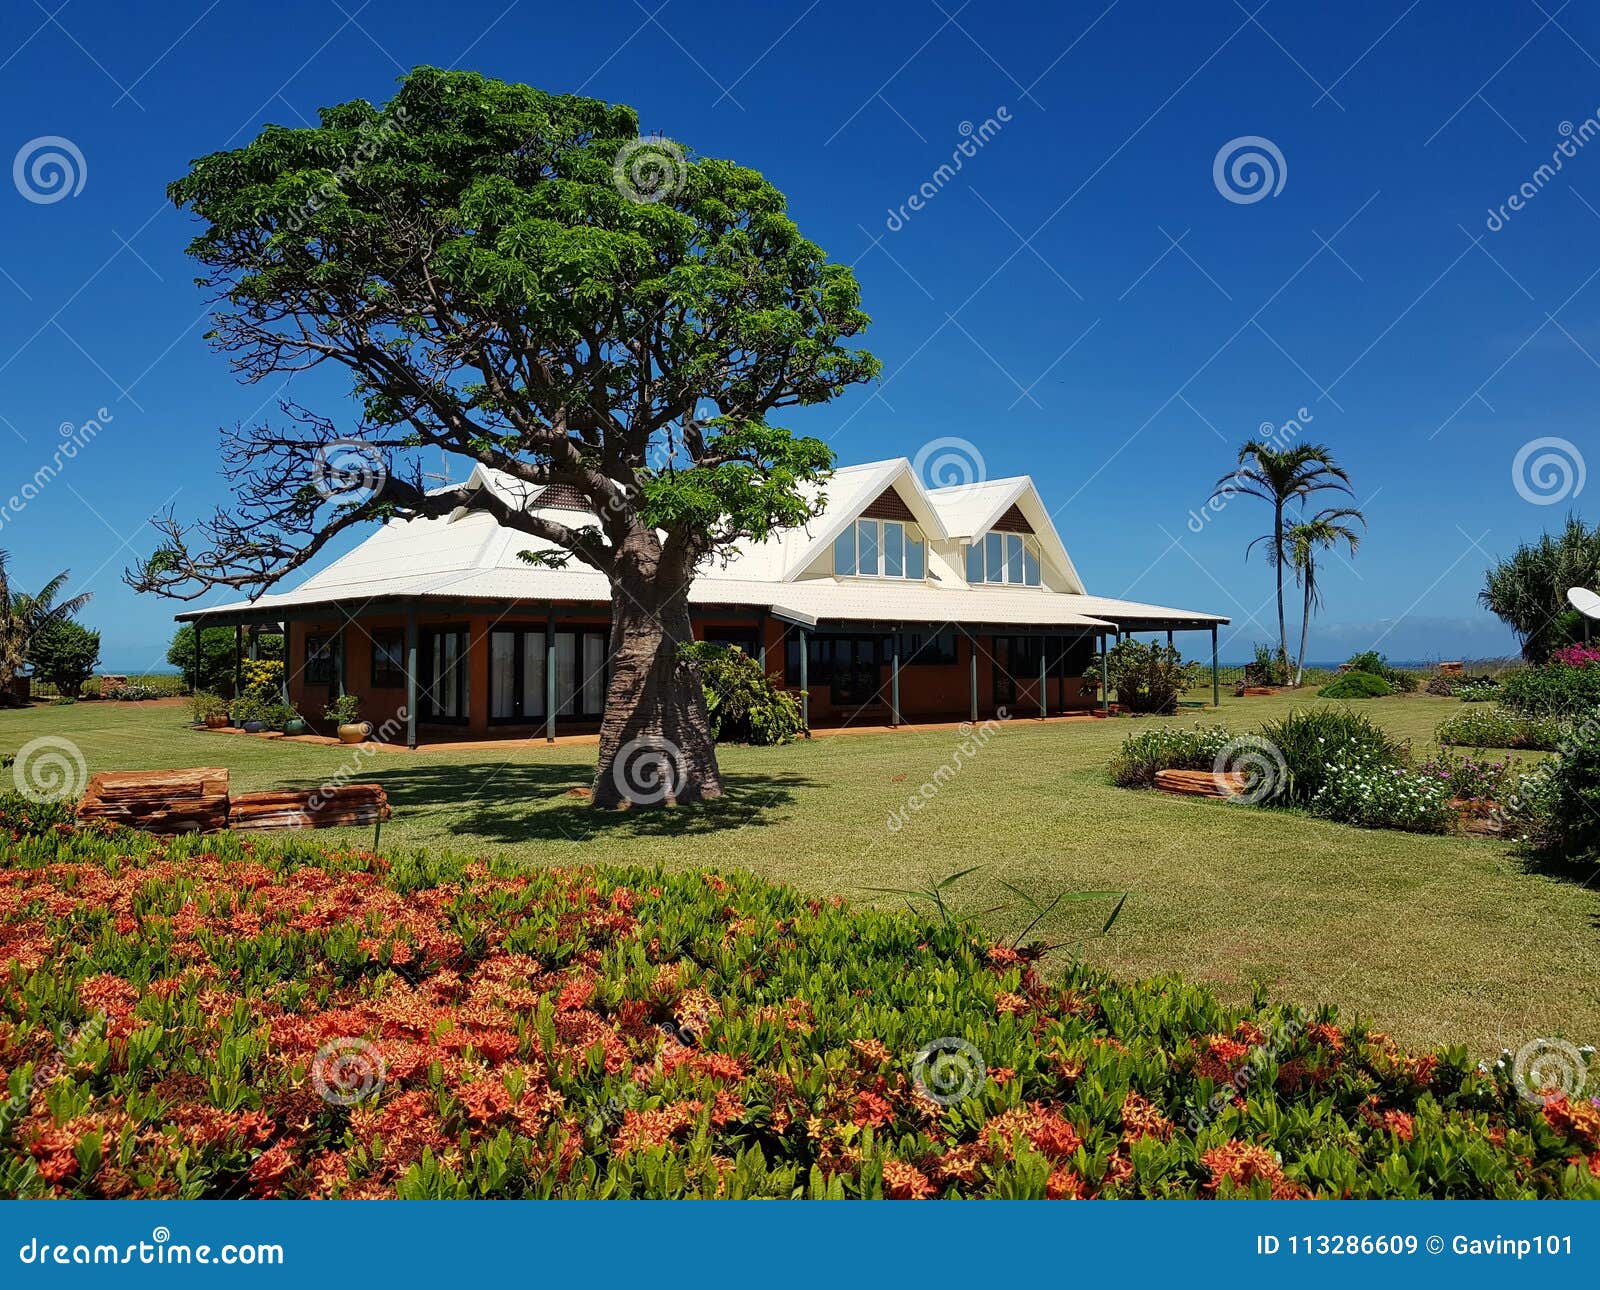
[[882, 1160, 935, 1199]]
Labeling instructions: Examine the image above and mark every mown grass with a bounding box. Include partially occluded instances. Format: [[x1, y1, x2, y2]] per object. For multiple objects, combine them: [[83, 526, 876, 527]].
[[3, 690, 1596, 1055]]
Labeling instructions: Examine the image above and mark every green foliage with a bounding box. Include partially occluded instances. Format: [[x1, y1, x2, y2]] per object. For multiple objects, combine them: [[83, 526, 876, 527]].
[[1259, 707, 1407, 808], [1478, 517, 1600, 661], [1343, 650, 1418, 692], [678, 643, 803, 745], [1097, 639, 1197, 714], [324, 693, 363, 724], [1436, 706, 1568, 751], [189, 691, 228, 722], [1, 828, 1593, 1198], [1308, 754, 1454, 833], [1106, 724, 1238, 787], [1498, 663, 1600, 716], [166, 625, 283, 695], [25, 619, 100, 697], [0, 790, 78, 835], [1317, 671, 1392, 699], [0, 554, 91, 696], [1417, 747, 1518, 804], [1505, 716, 1600, 864], [1248, 642, 1289, 686]]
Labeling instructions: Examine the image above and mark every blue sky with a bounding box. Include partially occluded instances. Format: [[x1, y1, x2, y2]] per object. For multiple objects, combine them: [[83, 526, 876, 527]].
[[2, 0, 1597, 667]]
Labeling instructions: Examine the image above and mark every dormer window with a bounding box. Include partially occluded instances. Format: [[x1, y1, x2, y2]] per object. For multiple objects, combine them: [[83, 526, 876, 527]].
[[834, 518, 926, 579], [965, 532, 1042, 586]]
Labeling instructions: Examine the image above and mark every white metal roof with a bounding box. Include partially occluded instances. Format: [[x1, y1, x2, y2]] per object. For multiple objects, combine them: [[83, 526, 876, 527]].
[[178, 460, 1227, 629]]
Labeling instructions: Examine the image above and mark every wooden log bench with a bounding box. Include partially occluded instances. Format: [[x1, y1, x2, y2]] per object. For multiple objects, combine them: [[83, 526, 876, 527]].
[[1154, 768, 1249, 799], [76, 768, 230, 834], [228, 784, 391, 832], [74, 769, 390, 836]]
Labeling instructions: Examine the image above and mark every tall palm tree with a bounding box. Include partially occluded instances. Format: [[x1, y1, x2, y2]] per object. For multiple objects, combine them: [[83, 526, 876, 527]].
[[0, 551, 92, 702], [1286, 507, 1365, 685], [1213, 442, 1353, 672]]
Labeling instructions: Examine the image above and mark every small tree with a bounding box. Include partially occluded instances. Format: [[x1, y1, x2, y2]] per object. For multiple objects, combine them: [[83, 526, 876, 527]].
[[27, 620, 100, 697], [127, 68, 876, 806], [0, 553, 91, 703], [167, 625, 284, 695], [1096, 639, 1196, 714], [1286, 506, 1363, 685], [1479, 516, 1600, 661]]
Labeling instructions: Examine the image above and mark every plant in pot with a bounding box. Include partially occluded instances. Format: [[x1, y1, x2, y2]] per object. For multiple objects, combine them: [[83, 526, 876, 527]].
[[325, 694, 368, 744], [230, 695, 267, 733], [280, 704, 308, 736], [190, 690, 228, 728]]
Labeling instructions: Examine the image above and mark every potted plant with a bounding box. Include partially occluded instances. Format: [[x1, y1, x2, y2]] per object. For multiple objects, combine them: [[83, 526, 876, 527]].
[[325, 694, 368, 744], [281, 706, 308, 737], [190, 691, 228, 729]]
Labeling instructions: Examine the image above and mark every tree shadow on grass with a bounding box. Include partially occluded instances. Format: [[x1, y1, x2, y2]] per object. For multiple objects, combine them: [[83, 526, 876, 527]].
[[276, 761, 816, 845]]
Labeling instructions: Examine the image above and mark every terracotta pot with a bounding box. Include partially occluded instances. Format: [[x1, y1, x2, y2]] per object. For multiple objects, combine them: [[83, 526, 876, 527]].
[[204, 714, 228, 729], [337, 721, 370, 745]]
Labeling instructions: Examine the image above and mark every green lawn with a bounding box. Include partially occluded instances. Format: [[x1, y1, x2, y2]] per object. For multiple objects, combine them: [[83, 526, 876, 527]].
[[5, 691, 1597, 1055]]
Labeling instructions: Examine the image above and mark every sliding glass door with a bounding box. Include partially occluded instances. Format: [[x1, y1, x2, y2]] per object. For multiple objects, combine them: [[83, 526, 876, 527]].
[[421, 628, 470, 723], [488, 626, 608, 723]]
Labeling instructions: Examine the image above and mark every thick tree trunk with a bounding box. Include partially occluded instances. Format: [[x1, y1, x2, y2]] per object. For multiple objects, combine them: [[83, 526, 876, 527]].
[[591, 542, 722, 809]]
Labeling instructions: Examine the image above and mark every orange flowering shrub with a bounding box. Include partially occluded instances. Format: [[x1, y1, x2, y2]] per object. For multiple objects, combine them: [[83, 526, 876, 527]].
[[0, 820, 1596, 1199]]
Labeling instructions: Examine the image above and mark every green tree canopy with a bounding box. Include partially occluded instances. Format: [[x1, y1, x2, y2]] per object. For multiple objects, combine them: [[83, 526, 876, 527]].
[[27, 619, 101, 697], [129, 67, 876, 805], [168, 625, 284, 696], [1479, 516, 1600, 660]]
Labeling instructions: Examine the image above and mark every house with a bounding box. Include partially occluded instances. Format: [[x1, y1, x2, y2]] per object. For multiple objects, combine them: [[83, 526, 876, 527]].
[[176, 458, 1229, 745]]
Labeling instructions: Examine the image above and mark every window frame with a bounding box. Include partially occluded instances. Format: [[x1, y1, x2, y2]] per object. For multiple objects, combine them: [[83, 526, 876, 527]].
[[370, 630, 406, 688], [832, 517, 928, 580], [965, 533, 1045, 587]]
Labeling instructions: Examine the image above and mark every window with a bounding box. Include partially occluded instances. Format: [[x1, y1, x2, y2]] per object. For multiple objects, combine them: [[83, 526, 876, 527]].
[[304, 633, 336, 685], [966, 533, 1044, 587], [371, 631, 405, 687], [488, 626, 610, 723], [421, 628, 470, 722], [896, 629, 958, 666], [832, 518, 927, 579]]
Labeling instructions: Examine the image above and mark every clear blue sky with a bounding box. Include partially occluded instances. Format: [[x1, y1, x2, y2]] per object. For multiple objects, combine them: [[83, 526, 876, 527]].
[[3, 0, 1596, 668]]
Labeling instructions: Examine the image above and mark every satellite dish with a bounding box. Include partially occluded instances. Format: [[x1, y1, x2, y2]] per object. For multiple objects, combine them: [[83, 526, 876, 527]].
[[1567, 587, 1600, 621]]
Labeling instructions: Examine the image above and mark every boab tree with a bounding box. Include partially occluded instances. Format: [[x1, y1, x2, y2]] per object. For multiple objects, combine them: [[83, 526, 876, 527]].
[[128, 67, 877, 806]]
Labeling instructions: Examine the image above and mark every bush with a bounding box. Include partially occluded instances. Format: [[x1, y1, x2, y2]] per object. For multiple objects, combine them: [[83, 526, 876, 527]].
[[1246, 642, 1288, 687], [1095, 639, 1197, 714], [1499, 663, 1600, 716], [1308, 755, 1454, 833], [1258, 707, 1406, 808], [1, 829, 1595, 1199], [106, 683, 164, 702], [167, 625, 283, 695], [1416, 747, 1517, 805], [241, 657, 284, 698], [679, 643, 804, 745], [1505, 715, 1600, 864], [1455, 678, 1503, 702], [1106, 724, 1237, 787], [0, 790, 79, 836], [1437, 706, 1568, 752], [1317, 672, 1392, 700], [26, 619, 100, 697], [1343, 651, 1418, 693], [189, 690, 227, 723]]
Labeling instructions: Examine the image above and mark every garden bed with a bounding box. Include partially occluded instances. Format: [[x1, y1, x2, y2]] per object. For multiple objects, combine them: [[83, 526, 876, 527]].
[[0, 820, 1595, 1199]]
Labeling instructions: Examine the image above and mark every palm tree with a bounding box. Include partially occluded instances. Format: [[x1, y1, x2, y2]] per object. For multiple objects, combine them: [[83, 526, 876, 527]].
[[0, 551, 92, 702], [1286, 507, 1365, 685], [1213, 442, 1353, 673]]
